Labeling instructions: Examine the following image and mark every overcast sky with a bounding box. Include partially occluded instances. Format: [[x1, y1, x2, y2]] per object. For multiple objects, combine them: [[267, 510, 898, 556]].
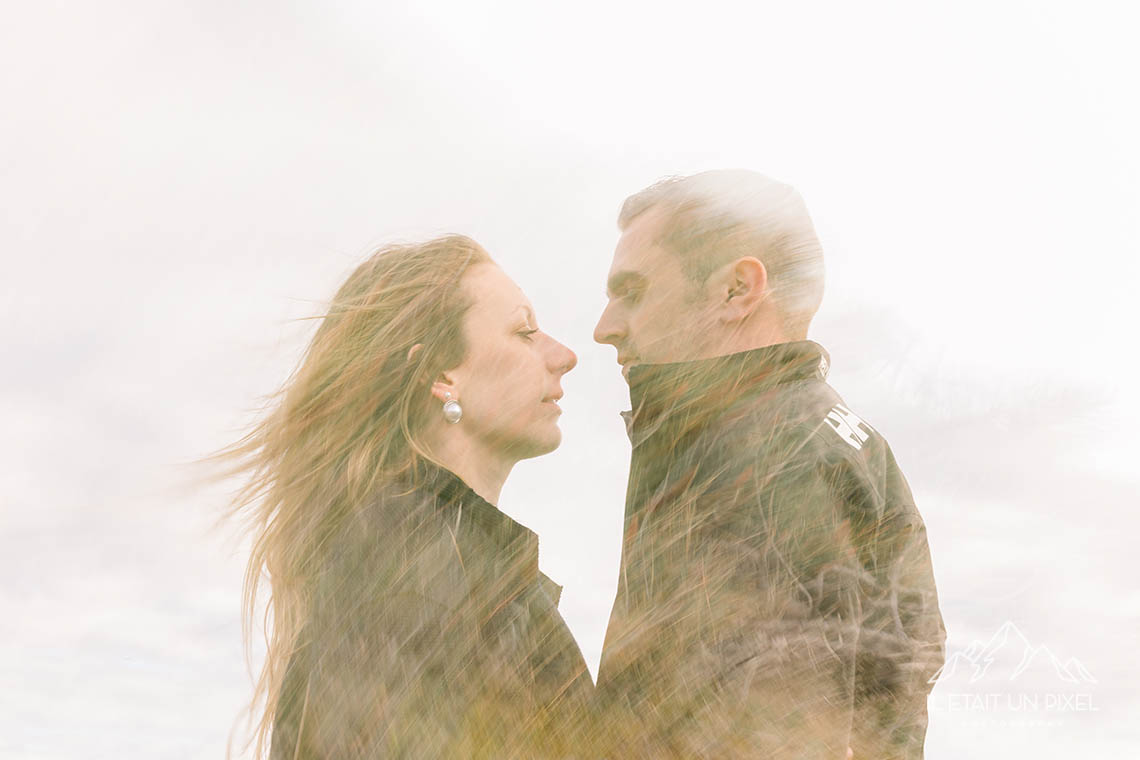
[[2, 2, 1138, 758]]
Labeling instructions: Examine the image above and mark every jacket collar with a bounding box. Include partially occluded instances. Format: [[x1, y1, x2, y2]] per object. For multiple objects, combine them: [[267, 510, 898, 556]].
[[620, 340, 830, 447], [415, 458, 540, 577]]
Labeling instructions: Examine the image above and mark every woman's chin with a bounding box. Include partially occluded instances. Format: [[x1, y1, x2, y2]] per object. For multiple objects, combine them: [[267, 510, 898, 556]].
[[505, 426, 562, 461], [533, 426, 563, 456], [543, 426, 563, 453]]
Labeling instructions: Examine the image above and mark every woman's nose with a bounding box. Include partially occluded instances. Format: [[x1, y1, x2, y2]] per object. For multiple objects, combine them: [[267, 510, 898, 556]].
[[552, 341, 577, 375]]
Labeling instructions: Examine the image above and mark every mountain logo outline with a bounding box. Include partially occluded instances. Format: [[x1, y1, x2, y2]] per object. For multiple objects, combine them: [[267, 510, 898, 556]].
[[928, 620, 1098, 686]]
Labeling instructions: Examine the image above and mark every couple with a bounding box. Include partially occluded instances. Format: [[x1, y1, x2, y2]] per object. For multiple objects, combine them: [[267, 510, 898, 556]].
[[223, 170, 946, 759]]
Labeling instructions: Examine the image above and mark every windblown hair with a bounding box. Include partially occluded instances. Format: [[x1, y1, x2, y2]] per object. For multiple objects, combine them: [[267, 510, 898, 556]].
[[619, 170, 826, 335], [206, 234, 492, 759]]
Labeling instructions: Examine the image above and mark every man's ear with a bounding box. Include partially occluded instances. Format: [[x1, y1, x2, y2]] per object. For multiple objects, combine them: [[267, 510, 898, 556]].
[[720, 257, 768, 321]]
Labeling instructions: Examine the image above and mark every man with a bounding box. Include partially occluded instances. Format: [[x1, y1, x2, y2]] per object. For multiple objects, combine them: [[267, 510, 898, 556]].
[[592, 171, 946, 759]]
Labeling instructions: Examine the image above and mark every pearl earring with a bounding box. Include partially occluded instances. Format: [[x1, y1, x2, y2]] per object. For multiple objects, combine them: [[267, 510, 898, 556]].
[[442, 392, 463, 424]]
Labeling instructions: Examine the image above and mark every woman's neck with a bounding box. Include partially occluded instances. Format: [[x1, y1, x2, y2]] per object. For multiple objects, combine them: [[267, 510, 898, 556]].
[[421, 431, 514, 506]]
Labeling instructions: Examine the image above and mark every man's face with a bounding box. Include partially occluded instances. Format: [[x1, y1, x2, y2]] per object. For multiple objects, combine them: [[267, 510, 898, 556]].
[[593, 208, 720, 382]]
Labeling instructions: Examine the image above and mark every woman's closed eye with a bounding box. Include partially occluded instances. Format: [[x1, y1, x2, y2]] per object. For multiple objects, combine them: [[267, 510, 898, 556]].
[[518, 329, 539, 341]]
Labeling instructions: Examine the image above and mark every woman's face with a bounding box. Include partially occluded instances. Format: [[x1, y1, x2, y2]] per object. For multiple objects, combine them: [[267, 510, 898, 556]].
[[438, 263, 577, 460]]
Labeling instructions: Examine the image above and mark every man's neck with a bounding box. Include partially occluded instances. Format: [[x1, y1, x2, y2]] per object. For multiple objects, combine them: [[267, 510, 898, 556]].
[[625, 340, 827, 443], [706, 320, 800, 359]]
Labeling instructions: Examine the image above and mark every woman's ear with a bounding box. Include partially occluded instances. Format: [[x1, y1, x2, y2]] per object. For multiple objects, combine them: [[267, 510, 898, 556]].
[[430, 376, 457, 403], [409, 344, 457, 402]]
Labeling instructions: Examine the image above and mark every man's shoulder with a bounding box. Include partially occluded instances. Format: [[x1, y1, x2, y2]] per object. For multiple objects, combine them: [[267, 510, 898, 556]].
[[726, 380, 880, 452], [711, 379, 907, 492], [708, 381, 927, 538], [801, 384, 887, 460]]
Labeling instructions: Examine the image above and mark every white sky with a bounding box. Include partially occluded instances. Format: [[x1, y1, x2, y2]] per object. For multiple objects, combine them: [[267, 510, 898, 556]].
[[2, 1, 1138, 757]]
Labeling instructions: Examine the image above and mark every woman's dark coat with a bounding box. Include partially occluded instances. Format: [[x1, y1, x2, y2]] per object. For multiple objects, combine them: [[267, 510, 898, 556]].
[[270, 461, 593, 759]]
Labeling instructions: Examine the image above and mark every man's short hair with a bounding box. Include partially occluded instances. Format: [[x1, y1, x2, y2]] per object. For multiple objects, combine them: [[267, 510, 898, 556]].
[[619, 170, 825, 334]]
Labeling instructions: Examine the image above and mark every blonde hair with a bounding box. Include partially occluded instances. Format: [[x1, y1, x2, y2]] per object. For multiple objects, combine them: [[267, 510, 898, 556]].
[[619, 170, 825, 335], [205, 234, 492, 759]]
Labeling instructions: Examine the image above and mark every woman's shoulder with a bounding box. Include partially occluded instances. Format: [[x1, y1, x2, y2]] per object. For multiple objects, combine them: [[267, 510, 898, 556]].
[[321, 481, 472, 611]]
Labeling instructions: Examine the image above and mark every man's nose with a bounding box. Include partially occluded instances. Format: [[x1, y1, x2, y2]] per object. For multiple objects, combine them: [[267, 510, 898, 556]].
[[593, 303, 623, 346]]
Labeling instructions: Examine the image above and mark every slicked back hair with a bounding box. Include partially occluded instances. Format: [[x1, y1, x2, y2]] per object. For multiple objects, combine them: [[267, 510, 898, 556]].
[[619, 170, 825, 335]]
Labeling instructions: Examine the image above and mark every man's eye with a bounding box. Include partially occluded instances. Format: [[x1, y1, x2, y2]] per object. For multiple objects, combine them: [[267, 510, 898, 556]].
[[608, 290, 639, 303], [519, 329, 539, 341]]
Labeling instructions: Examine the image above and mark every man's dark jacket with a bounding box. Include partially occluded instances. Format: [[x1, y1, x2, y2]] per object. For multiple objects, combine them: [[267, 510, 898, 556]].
[[594, 341, 946, 759], [270, 461, 593, 759]]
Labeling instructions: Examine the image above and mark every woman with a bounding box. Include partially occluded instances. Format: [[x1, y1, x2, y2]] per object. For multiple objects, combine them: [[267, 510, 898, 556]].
[[215, 235, 591, 759]]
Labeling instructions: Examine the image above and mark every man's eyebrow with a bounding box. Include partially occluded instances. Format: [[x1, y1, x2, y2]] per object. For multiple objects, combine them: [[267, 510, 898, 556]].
[[606, 271, 648, 297], [514, 305, 537, 326]]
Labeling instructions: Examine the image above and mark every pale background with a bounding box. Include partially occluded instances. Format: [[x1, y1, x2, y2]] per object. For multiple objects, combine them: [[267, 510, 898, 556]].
[[2, 1, 1137, 758]]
